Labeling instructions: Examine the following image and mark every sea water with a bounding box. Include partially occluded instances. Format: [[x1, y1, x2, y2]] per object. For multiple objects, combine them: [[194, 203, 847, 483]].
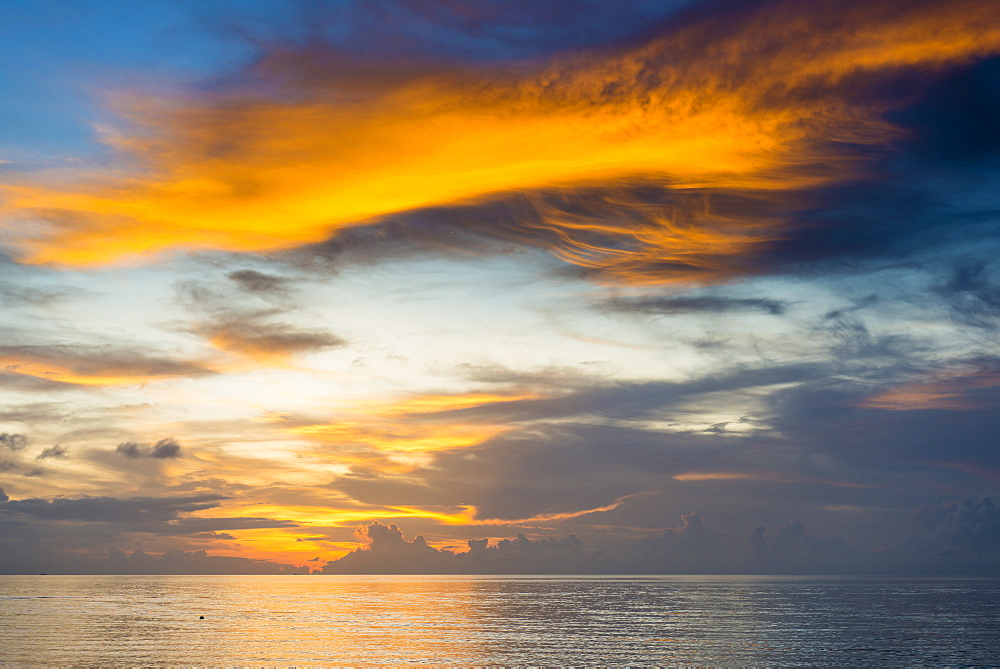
[[1, 575, 998, 666]]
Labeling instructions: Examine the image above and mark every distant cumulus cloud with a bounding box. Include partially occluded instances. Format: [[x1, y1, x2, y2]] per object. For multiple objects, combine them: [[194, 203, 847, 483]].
[[116, 438, 182, 459], [35, 444, 68, 461], [913, 497, 1000, 556], [0, 432, 27, 450], [323, 521, 596, 574]]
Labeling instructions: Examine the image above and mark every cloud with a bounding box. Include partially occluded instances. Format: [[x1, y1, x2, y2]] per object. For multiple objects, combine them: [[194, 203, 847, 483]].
[[0, 432, 27, 450], [0, 492, 225, 523], [0, 490, 302, 572], [748, 519, 857, 573], [606, 295, 788, 315], [913, 497, 1000, 556], [936, 261, 1000, 332], [315, 513, 897, 574], [1, 0, 997, 285], [322, 521, 597, 574], [0, 283, 74, 306], [420, 363, 825, 426], [176, 277, 347, 365], [34, 444, 68, 461], [320, 498, 1000, 574], [227, 269, 290, 295], [0, 344, 214, 386], [116, 437, 183, 459], [768, 361, 1000, 471], [202, 320, 346, 364], [292, 391, 539, 455]]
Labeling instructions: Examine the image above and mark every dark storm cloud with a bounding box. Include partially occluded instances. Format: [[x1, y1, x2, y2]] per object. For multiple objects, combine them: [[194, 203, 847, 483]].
[[34, 444, 68, 461], [116, 437, 183, 459]]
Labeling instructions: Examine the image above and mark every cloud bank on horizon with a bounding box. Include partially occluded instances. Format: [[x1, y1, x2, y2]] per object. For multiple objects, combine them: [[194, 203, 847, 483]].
[[0, 0, 999, 574]]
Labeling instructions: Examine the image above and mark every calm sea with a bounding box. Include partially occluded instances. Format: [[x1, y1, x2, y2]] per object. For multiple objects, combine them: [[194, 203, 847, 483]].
[[1, 575, 998, 666]]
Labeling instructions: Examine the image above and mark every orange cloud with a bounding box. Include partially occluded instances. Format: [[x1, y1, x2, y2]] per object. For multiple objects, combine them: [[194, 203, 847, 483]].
[[290, 391, 543, 454], [391, 495, 632, 526], [861, 370, 1000, 410], [2, 0, 997, 278], [202, 322, 345, 367], [192, 495, 631, 564], [0, 347, 213, 387]]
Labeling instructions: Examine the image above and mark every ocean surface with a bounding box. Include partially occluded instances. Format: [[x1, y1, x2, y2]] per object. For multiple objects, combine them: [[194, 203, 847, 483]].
[[1, 575, 998, 666]]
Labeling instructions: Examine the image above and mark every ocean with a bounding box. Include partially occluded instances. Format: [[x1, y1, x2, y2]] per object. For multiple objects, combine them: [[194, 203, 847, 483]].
[[1, 574, 998, 666]]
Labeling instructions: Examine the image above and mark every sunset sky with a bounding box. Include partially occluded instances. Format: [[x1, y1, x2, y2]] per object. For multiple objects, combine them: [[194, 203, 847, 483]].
[[1, 0, 999, 574]]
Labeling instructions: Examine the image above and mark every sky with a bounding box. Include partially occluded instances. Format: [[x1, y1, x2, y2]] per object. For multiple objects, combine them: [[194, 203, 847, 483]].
[[1, 0, 999, 574]]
